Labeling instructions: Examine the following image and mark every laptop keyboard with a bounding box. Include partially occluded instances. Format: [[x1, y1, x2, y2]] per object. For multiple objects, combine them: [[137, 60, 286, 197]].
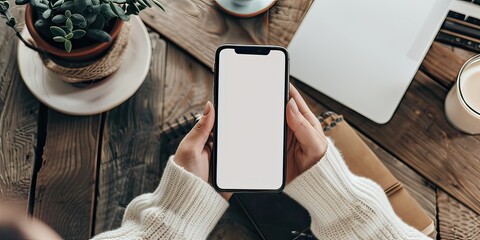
[[461, 0, 480, 5], [436, 3, 480, 52]]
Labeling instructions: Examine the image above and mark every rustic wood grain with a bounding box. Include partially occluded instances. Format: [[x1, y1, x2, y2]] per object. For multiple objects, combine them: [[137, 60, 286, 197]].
[[438, 189, 480, 239], [298, 86, 437, 233], [94, 32, 167, 234], [0, 5, 39, 211], [422, 42, 475, 88], [162, 43, 214, 123], [268, 0, 312, 47], [294, 71, 480, 215], [33, 111, 101, 239], [140, 0, 269, 68]]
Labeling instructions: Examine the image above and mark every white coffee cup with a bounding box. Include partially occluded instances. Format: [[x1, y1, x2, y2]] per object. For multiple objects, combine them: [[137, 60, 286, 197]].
[[231, 0, 254, 7], [445, 54, 480, 135]]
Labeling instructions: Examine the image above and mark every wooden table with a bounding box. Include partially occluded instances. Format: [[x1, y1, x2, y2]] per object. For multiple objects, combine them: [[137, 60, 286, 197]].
[[1, 0, 479, 239]]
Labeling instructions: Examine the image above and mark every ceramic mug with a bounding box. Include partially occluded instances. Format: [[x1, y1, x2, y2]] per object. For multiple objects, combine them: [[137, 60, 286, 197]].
[[231, 0, 254, 7], [445, 54, 480, 135]]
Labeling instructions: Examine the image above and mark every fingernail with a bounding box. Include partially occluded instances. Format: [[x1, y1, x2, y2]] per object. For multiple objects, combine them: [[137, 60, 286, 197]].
[[289, 99, 299, 114], [203, 101, 211, 116]]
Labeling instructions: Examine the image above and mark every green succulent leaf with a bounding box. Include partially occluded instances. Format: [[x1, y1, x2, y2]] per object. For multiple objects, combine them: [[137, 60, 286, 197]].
[[73, 0, 90, 12], [83, 5, 92, 14], [89, 13, 104, 29], [38, 3, 49, 10], [14, 0, 30, 5], [113, 0, 126, 3], [53, 36, 65, 42], [31, 0, 49, 10], [100, 3, 116, 21], [92, 0, 99, 4], [110, 1, 129, 21], [66, 17, 73, 31], [42, 9, 51, 19], [34, 19, 47, 29], [3, 1, 10, 9], [52, 0, 64, 8], [52, 14, 66, 23], [71, 13, 86, 27], [86, 13, 97, 25], [73, 1, 84, 11], [64, 39, 72, 52], [78, 22, 87, 28], [65, 32, 73, 39], [86, 29, 111, 42], [60, 1, 74, 11], [91, 4, 101, 13], [72, 29, 86, 39], [65, 9, 71, 18], [50, 26, 67, 37]]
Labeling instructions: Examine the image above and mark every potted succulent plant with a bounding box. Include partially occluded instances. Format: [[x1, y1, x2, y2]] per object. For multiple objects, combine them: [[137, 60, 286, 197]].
[[0, 0, 163, 83]]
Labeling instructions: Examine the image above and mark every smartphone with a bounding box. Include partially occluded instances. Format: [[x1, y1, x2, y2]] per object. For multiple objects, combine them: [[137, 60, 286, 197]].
[[213, 45, 289, 192]]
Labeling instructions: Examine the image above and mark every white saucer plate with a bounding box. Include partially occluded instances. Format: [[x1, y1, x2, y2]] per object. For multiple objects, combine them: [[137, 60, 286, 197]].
[[17, 16, 152, 116], [215, 0, 276, 17]]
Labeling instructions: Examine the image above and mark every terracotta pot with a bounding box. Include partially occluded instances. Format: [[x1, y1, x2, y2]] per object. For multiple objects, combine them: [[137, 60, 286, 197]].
[[25, 4, 124, 61]]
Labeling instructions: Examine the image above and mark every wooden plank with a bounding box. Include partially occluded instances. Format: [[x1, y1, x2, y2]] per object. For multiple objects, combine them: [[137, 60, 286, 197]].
[[268, 0, 312, 47], [33, 111, 101, 239], [162, 43, 214, 123], [0, 5, 39, 212], [298, 86, 437, 236], [422, 42, 475, 88], [295, 71, 480, 215], [94, 32, 167, 233], [438, 189, 480, 239], [140, 0, 269, 68]]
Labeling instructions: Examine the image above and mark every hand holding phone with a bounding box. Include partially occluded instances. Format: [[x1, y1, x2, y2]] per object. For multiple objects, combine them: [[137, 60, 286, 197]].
[[285, 84, 328, 183], [173, 79, 327, 197]]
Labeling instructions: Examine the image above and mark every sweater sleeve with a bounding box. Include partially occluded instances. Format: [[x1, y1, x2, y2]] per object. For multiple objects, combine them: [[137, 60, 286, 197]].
[[92, 156, 228, 240], [284, 139, 431, 240]]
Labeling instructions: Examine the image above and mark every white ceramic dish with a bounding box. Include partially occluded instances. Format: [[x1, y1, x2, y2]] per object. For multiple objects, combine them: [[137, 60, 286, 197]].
[[17, 16, 151, 116], [215, 0, 276, 18]]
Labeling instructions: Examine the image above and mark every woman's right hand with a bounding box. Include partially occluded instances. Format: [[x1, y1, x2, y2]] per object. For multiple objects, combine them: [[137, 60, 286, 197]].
[[286, 84, 329, 183]]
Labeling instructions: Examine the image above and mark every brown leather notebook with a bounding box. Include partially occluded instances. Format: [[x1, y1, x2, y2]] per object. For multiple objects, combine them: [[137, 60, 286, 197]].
[[235, 112, 435, 239]]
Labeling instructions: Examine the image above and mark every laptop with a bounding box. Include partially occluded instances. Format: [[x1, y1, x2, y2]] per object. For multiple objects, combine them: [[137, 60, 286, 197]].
[[288, 0, 480, 124]]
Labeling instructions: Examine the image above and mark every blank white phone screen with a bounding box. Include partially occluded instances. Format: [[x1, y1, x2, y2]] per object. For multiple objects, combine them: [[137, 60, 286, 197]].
[[216, 48, 287, 190]]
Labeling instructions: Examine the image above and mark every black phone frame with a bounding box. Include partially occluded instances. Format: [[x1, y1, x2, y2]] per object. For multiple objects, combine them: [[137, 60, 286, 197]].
[[212, 44, 289, 193]]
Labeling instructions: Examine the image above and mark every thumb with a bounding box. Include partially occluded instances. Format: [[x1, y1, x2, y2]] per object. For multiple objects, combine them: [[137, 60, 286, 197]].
[[183, 101, 215, 151], [286, 98, 323, 156]]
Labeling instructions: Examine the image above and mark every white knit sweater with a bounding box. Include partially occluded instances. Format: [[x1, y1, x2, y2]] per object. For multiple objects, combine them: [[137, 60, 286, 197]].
[[92, 140, 430, 240]]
